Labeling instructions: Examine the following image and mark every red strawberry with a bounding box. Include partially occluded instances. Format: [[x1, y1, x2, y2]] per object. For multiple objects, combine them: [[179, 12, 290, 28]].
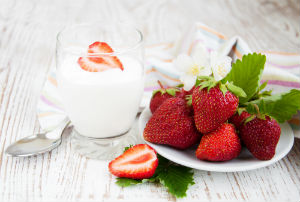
[[150, 92, 176, 114], [196, 123, 241, 161], [192, 85, 239, 134], [144, 97, 201, 149], [108, 144, 158, 179], [239, 116, 281, 160], [229, 111, 251, 130], [78, 41, 123, 72], [150, 81, 184, 114]]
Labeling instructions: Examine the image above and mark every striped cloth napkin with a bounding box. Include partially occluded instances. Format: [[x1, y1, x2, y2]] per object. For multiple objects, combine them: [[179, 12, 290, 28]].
[[37, 22, 300, 138]]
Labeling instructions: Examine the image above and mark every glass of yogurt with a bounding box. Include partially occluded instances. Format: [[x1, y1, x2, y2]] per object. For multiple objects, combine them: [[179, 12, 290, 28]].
[[56, 22, 144, 159]]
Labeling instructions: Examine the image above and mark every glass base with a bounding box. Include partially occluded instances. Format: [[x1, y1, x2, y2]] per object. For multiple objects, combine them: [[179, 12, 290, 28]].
[[71, 127, 140, 160]]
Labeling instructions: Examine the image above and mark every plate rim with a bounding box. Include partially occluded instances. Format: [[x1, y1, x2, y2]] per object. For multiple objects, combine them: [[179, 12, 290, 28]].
[[138, 107, 295, 172]]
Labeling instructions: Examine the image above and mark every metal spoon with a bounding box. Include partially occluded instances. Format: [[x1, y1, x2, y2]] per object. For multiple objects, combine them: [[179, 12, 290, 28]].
[[5, 118, 70, 157]]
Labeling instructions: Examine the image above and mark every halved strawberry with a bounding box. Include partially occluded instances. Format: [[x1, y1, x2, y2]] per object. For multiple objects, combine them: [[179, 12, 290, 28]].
[[108, 144, 158, 179], [78, 41, 124, 72], [88, 41, 114, 53], [102, 55, 124, 70], [78, 57, 111, 72], [88, 41, 123, 70], [87, 56, 106, 64]]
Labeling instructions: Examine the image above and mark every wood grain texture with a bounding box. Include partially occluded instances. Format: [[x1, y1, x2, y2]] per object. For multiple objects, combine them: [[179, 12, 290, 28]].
[[0, 0, 299, 201]]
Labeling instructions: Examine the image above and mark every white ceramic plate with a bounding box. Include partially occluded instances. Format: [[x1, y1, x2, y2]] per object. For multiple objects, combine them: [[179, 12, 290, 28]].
[[138, 107, 294, 172]]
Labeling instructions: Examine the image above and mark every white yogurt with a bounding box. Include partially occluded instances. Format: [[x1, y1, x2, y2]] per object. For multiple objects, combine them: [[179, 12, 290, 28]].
[[57, 55, 144, 138]]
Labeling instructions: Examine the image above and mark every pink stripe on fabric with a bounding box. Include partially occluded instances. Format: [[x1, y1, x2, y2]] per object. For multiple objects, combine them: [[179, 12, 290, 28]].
[[261, 80, 300, 88], [267, 62, 300, 69], [40, 95, 64, 110], [144, 86, 160, 92]]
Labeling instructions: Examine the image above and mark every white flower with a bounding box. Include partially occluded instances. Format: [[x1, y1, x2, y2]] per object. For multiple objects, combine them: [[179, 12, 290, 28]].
[[173, 44, 232, 90], [173, 45, 211, 91], [210, 51, 232, 81]]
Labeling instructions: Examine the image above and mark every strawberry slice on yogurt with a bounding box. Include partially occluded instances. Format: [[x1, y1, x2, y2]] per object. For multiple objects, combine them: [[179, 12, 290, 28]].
[[78, 41, 124, 72]]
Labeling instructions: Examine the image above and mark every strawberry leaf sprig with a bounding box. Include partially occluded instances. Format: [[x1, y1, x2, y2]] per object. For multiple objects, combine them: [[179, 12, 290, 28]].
[[223, 53, 300, 123], [222, 53, 266, 104], [115, 146, 195, 198], [195, 76, 247, 98], [245, 89, 300, 123]]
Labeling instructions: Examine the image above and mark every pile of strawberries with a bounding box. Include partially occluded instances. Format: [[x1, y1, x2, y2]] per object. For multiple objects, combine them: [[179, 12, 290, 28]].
[[108, 53, 299, 180], [143, 78, 281, 161]]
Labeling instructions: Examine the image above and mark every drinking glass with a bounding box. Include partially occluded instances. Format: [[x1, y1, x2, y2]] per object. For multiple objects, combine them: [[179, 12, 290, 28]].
[[56, 22, 144, 159]]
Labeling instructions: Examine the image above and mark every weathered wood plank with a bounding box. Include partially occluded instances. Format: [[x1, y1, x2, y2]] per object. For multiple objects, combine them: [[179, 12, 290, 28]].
[[0, 0, 299, 201]]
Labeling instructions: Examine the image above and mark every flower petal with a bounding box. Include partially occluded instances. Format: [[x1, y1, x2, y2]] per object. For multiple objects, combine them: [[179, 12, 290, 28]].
[[199, 64, 212, 76], [192, 43, 209, 61], [210, 51, 232, 81], [190, 43, 212, 77], [173, 54, 194, 72], [180, 74, 197, 91]]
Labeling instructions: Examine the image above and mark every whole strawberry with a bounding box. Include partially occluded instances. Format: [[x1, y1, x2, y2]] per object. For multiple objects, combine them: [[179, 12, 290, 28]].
[[240, 116, 281, 160], [150, 81, 184, 114], [196, 123, 241, 161], [192, 85, 239, 133], [229, 111, 251, 131], [144, 97, 201, 149]]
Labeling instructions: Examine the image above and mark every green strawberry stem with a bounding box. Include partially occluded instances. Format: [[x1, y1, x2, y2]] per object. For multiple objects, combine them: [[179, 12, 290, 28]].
[[157, 80, 165, 89], [253, 104, 260, 116], [253, 104, 265, 120]]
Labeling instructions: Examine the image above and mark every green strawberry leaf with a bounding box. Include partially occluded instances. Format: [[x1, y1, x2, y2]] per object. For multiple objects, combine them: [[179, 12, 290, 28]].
[[152, 89, 164, 97], [219, 83, 228, 96], [260, 90, 272, 97], [199, 80, 215, 91], [244, 114, 256, 124], [195, 76, 213, 88], [166, 88, 179, 96], [176, 83, 184, 88], [156, 163, 195, 198], [197, 75, 212, 81], [237, 107, 246, 115], [226, 82, 247, 98], [153, 87, 180, 97], [259, 81, 268, 92], [115, 151, 195, 198], [154, 154, 170, 174], [251, 81, 272, 100], [222, 53, 266, 104], [245, 89, 300, 123], [123, 145, 133, 152], [195, 79, 200, 87], [116, 178, 143, 187], [186, 95, 193, 106], [142, 177, 158, 183]]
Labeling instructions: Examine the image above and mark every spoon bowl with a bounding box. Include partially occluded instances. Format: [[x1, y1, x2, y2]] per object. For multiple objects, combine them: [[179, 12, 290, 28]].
[[5, 118, 70, 157]]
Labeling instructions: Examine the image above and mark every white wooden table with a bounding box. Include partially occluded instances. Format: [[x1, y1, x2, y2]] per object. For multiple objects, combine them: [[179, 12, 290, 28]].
[[0, 0, 299, 201]]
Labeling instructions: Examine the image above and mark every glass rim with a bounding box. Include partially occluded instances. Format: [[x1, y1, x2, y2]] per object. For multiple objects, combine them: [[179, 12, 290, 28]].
[[56, 21, 143, 56]]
